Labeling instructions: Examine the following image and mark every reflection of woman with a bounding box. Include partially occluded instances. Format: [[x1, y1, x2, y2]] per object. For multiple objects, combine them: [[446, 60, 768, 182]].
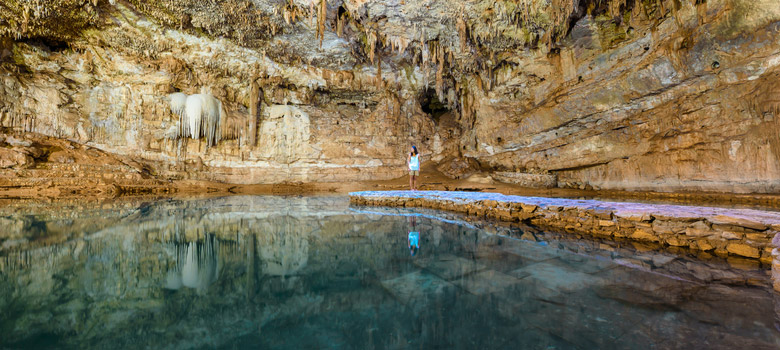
[[408, 216, 420, 256]]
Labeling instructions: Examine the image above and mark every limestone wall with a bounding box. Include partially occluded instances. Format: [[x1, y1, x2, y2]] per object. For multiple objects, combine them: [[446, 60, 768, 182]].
[[492, 172, 557, 189], [1, 0, 780, 190]]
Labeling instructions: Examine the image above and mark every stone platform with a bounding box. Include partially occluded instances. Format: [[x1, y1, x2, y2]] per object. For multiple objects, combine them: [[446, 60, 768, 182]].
[[349, 190, 780, 291]]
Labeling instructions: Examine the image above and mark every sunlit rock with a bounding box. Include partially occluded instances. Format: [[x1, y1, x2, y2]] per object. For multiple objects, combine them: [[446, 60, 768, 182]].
[[0, 0, 775, 189], [258, 105, 318, 164]]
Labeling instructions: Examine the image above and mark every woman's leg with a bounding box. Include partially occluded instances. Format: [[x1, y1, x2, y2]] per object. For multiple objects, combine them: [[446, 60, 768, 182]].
[[409, 173, 414, 190], [412, 174, 418, 190]]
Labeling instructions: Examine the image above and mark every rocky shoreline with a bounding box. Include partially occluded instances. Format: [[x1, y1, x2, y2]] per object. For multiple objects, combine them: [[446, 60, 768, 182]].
[[349, 190, 780, 291]]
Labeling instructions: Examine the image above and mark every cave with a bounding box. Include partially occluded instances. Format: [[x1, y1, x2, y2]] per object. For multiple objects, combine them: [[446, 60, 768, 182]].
[[419, 87, 450, 122], [1, 0, 780, 348]]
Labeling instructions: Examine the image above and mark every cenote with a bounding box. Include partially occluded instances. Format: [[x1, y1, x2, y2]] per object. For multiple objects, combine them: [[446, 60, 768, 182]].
[[1, 196, 779, 349]]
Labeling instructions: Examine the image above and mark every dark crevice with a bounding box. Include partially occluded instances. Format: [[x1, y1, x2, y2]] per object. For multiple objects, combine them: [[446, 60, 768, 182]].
[[550, 161, 611, 173], [565, 0, 639, 39], [419, 88, 450, 122], [17, 37, 70, 53]]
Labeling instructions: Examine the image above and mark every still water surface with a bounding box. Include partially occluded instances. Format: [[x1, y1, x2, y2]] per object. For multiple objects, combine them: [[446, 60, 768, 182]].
[[0, 196, 779, 349]]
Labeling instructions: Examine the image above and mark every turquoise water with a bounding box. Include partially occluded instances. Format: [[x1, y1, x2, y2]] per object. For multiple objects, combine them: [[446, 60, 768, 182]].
[[0, 196, 779, 349]]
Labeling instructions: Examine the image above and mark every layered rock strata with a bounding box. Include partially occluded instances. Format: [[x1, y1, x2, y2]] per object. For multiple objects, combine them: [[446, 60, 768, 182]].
[[0, 129, 178, 196], [349, 190, 780, 291], [492, 171, 557, 189], [0, 0, 779, 191]]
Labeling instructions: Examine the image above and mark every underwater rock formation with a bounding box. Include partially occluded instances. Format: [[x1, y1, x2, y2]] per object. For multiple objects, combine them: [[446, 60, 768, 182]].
[[0, 0, 779, 191]]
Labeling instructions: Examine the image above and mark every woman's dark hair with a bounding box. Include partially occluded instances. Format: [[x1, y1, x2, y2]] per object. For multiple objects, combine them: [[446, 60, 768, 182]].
[[411, 145, 418, 156]]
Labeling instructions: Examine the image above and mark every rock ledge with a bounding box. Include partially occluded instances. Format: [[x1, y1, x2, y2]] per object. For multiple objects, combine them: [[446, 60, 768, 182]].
[[349, 190, 780, 291]]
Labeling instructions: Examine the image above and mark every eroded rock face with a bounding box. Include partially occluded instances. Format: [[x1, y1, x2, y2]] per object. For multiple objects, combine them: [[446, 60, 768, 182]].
[[0, 0, 779, 191], [0, 147, 32, 169]]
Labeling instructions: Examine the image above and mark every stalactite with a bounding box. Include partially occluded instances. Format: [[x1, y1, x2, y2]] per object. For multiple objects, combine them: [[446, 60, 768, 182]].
[[317, 0, 327, 48], [609, 0, 628, 18], [436, 49, 445, 102], [393, 94, 401, 119], [657, 0, 667, 18], [173, 92, 224, 148], [184, 94, 203, 140], [309, 0, 315, 27], [671, 0, 681, 28], [248, 81, 260, 147], [202, 95, 222, 148], [386, 35, 410, 55], [279, 0, 301, 26], [695, 0, 707, 25], [367, 30, 378, 64], [336, 10, 344, 37], [220, 110, 243, 142], [629, 0, 642, 26], [170, 92, 187, 133], [22, 6, 30, 34], [376, 55, 382, 89], [457, 14, 468, 52]]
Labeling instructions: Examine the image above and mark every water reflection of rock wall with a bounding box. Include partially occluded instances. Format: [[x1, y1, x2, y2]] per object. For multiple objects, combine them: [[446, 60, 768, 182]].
[[3, 196, 777, 349], [256, 216, 310, 276], [0, 196, 429, 348]]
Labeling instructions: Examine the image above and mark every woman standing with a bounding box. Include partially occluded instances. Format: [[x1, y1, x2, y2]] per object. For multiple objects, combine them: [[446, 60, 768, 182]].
[[407, 145, 420, 191]]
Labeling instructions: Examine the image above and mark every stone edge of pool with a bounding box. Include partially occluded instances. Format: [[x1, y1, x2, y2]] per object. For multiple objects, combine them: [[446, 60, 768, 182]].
[[348, 190, 780, 292]]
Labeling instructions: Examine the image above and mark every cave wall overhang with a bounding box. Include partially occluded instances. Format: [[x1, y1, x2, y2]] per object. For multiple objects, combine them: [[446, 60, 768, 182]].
[[0, 0, 779, 192]]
